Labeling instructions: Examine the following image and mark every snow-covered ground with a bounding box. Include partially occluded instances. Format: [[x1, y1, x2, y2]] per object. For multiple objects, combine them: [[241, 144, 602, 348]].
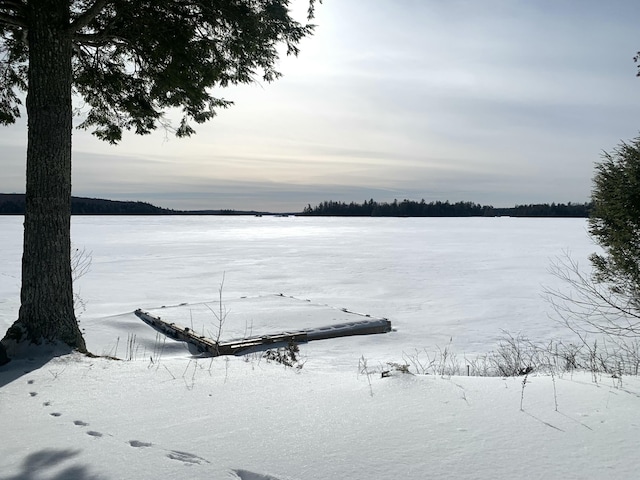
[[1, 216, 638, 480]]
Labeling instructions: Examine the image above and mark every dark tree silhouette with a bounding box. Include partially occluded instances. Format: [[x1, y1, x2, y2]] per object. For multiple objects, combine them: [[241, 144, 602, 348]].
[[301, 199, 590, 217]]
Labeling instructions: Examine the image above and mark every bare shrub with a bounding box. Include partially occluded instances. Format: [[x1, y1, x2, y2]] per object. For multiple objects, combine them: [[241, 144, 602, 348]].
[[546, 253, 640, 338], [397, 330, 638, 379], [71, 245, 92, 318], [358, 355, 374, 396], [400, 339, 462, 377], [263, 340, 304, 370], [204, 273, 229, 354], [544, 252, 640, 376]]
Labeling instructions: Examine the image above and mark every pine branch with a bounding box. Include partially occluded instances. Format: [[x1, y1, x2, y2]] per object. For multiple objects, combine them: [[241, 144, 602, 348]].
[[0, 11, 25, 29], [69, 0, 110, 33], [0, 0, 25, 12], [73, 31, 124, 46]]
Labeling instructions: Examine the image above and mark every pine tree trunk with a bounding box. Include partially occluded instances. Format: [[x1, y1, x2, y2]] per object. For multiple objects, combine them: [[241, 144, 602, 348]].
[[2, 0, 86, 356]]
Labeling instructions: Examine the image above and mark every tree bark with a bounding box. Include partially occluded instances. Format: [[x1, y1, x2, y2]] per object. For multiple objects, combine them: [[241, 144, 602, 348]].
[[2, 0, 86, 356]]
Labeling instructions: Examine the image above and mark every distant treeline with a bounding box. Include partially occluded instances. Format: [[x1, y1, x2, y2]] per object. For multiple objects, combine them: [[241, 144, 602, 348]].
[[0, 194, 269, 215], [0, 194, 592, 217], [301, 199, 592, 217], [0, 194, 173, 215]]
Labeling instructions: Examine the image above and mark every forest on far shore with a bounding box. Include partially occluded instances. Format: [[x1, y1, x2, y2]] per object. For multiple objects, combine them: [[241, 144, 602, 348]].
[[301, 199, 591, 217], [0, 194, 591, 217]]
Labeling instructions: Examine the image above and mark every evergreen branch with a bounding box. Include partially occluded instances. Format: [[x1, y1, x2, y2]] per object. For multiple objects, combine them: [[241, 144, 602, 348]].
[[0, 0, 25, 12], [73, 31, 127, 46], [69, 0, 110, 33], [0, 11, 25, 29]]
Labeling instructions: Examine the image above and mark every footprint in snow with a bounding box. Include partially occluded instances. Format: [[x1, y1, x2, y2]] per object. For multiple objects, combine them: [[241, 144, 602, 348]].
[[40, 403, 199, 463], [129, 440, 153, 448], [232, 469, 284, 480], [29, 391, 37, 397], [27, 379, 34, 384], [166, 450, 210, 465]]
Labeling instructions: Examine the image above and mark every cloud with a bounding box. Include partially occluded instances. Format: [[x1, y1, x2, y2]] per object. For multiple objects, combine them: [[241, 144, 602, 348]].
[[1, 0, 639, 211]]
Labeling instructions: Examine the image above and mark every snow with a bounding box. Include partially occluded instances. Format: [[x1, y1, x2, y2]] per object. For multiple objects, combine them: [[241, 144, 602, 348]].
[[1, 216, 639, 480]]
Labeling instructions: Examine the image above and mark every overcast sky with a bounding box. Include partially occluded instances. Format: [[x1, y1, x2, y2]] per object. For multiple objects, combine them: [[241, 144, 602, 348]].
[[2, 0, 640, 212]]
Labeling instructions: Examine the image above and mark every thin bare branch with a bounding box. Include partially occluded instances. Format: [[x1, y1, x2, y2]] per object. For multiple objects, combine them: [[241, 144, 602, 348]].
[[545, 252, 640, 339]]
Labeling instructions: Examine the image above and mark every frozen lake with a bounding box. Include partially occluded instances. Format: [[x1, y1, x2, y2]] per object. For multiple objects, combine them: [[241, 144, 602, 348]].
[[0, 215, 596, 363], [4, 215, 639, 480]]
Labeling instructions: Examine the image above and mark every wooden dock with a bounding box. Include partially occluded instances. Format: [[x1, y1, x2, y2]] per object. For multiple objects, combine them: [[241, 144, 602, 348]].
[[134, 309, 392, 357]]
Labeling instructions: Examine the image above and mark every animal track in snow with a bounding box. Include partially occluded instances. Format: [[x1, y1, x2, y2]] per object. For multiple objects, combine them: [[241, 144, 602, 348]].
[[166, 450, 210, 465], [38, 397, 205, 466], [129, 440, 153, 448], [232, 469, 284, 480]]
